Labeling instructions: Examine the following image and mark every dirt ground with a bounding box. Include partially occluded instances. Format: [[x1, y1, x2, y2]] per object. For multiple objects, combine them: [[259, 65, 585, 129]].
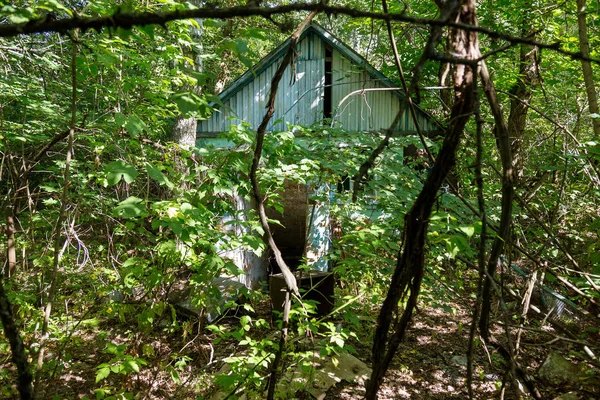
[[3, 287, 599, 400]]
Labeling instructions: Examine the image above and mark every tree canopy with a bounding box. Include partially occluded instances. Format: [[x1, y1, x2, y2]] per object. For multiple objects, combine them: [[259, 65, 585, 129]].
[[1, 1, 600, 399]]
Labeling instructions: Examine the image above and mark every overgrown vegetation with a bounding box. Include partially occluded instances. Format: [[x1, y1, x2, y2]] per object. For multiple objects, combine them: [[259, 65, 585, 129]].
[[1, 1, 600, 399]]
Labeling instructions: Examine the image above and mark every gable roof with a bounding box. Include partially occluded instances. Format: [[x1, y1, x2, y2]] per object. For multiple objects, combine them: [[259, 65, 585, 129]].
[[199, 21, 441, 135], [219, 22, 404, 104]]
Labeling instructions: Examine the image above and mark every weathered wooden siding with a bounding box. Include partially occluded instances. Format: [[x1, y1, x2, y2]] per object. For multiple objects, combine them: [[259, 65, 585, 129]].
[[197, 26, 438, 137], [330, 51, 434, 133], [198, 33, 326, 135]]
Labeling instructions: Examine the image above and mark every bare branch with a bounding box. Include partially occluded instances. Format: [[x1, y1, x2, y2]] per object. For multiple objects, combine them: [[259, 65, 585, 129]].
[[477, 60, 514, 342], [0, 3, 598, 64], [249, 11, 319, 298]]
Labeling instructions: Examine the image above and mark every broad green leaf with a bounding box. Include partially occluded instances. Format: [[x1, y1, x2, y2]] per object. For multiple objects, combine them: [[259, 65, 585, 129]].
[[105, 160, 138, 185], [138, 24, 155, 41], [110, 364, 123, 374], [146, 164, 173, 188], [126, 115, 146, 137], [234, 38, 248, 54], [95, 367, 110, 383], [127, 359, 140, 373], [458, 225, 475, 237], [113, 196, 145, 219], [40, 184, 59, 193], [116, 27, 133, 41], [243, 235, 264, 255], [169, 368, 180, 384], [172, 92, 210, 116], [38, 0, 73, 16], [8, 14, 30, 24], [114, 112, 126, 127]]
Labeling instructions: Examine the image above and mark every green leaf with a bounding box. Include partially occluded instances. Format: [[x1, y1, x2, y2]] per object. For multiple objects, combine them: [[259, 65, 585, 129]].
[[8, 13, 30, 24], [172, 92, 208, 116], [127, 359, 140, 373], [38, 0, 73, 15], [95, 367, 110, 383], [114, 112, 126, 127], [105, 160, 138, 185], [234, 38, 248, 54], [113, 196, 145, 219], [458, 225, 475, 237], [126, 115, 146, 137], [146, 164, 174, 188], [242, 235, 264, 256], [116, 27, 133, 41], [169, 367, 181, 384], [109, 364, 121, 373], [138, 24, 155, 41]]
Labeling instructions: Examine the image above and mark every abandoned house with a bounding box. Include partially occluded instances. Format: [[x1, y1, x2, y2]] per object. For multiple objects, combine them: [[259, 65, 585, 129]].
[[196, 22, 440, 292]]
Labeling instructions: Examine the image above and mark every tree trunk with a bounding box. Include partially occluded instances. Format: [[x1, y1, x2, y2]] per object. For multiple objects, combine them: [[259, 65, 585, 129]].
[[508, 32, 539, 186], [0, 278, 33, 399], [365, 1, 478, 398], [172, 13, 202, 148], [172, 116, 198, 148], [478, 61, 515, 341], [5, 211, 17, 277], [577, 0, 600, 138]]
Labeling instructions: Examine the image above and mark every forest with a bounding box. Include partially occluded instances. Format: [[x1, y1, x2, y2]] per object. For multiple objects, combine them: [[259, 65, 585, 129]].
[[1, 0, 600, 399]]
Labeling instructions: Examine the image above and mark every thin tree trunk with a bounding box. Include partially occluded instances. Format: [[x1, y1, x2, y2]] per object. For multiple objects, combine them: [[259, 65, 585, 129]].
[[266, 289, 290, 400], [33, 33, 78, 397], [478, 61, 515, 341], [0, 278, 32, 399], [172, 11, 203, 149], [466, 99, 486, 399], [577, 0, 600, 138], [249, 12, 317, 298], [248, 13, 317, 397], [508, 31, 539, 186], [5, 211, 16, 277], [365, 1, 478, 397]]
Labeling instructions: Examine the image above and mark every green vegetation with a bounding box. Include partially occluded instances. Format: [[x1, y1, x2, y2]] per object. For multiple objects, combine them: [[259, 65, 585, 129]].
[[1, 1, 599, 399]]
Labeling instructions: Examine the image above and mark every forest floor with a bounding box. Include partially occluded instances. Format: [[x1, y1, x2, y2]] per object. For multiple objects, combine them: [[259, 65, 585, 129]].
[[5, 283, 600, 400]]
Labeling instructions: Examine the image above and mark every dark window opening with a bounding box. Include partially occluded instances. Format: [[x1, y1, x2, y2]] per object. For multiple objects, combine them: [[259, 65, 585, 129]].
[[324, 45, 333, 120], [337, 174, 351, 193]]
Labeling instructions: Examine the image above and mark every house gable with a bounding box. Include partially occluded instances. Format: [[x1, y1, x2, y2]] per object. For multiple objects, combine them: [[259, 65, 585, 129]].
[[197, 22, 440, 138]]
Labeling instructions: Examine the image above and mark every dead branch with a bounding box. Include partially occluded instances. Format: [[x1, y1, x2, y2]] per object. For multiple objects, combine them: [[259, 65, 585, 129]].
[[247, 13, 318, 397], [249, 12, 318, 298]]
